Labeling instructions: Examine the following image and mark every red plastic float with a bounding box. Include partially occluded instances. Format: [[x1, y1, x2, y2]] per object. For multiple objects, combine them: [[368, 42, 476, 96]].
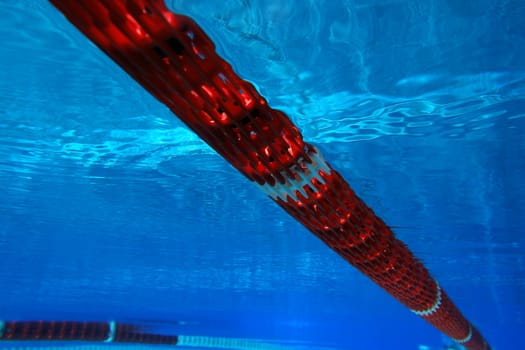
[[0, 320, 177, 344], [0, 319, 280, 348], [45, 1, 491, 349]]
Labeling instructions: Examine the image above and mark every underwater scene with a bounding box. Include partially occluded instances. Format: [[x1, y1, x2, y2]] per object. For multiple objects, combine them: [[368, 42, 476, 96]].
[[1, 1, 524, 350]]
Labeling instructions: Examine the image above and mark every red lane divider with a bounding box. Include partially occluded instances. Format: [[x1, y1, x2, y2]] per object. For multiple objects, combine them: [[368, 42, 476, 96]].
[[0, 320, 178, 344], [47, 1, 491, 349], [0, 320, 287, 349]]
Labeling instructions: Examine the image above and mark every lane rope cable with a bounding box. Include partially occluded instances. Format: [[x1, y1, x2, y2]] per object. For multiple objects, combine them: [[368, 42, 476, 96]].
[[0, 320, 291, 349], [45, 1, 491, 349]]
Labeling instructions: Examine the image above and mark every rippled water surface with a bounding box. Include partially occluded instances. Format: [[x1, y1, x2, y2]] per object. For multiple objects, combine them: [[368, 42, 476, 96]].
[[1, 1, 524, 350]]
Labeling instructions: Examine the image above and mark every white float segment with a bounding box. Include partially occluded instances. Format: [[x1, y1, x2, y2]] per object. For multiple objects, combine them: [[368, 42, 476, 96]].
[[105, 321, 116, 342], [454, 324, 473, 344], [178, 335, 290, 349], [260, 148, 331, 202], [412, 282, 442, 317]]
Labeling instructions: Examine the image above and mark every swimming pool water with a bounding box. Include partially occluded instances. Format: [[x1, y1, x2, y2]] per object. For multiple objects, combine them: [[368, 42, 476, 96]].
[[1, 1, 524, 349]]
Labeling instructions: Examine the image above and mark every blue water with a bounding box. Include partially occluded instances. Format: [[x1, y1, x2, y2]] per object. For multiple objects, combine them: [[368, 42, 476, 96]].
[[1, 1, 524, 349]]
